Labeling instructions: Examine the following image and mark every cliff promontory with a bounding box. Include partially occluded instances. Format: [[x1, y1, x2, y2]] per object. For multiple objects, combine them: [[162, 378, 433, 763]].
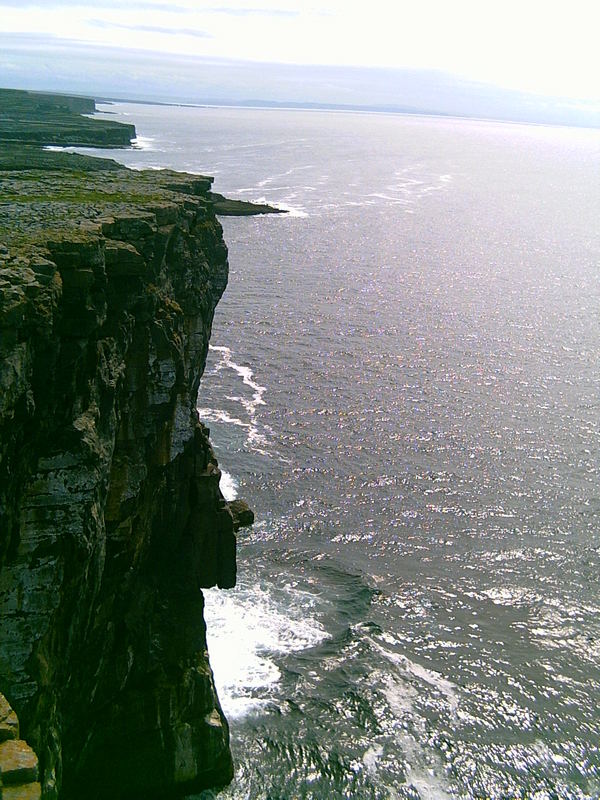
[[0, 89, 254, 798]]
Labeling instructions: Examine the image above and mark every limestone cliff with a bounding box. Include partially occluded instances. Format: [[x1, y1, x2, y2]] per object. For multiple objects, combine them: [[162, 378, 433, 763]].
[[1, 691, 42, 798], [0, 144, 248, 795]]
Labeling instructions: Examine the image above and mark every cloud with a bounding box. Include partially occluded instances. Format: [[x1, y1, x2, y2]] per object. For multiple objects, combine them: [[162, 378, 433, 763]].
[[1, 0, 599, 101], [89, 19, 212, 38], [205, 7, 299, 16], [0, 0, 297, 10], [0, 0, 190, 7]]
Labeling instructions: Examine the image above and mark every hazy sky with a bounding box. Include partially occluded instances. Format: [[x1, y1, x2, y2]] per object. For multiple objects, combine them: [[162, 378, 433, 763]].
[[1, 0, 599, 101]]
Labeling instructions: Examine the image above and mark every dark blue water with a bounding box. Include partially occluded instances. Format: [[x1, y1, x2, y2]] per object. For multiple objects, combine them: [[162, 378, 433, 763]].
[[81, 105, 600, 799]]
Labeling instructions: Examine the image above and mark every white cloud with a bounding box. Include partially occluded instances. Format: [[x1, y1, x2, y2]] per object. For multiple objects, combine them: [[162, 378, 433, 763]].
[[0, 0, 599, 99]]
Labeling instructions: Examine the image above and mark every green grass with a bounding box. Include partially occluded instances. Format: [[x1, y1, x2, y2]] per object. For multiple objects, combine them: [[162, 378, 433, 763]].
[[0, 192, 165, 205]]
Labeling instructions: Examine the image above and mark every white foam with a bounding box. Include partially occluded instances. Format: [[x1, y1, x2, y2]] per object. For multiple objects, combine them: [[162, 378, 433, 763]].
[[483, 585, 536, 606], [246, 427, 272, 456], [381, 672, 419, 716], [273, 202, 309, 218], [231, 187, 265, 194], [367, 192, 411, 204], [363, 744, 384, 775], [196, 407, 248, 428], [372, 638, 459, 715], [248, 195, 309, 218], [204, 582, 328, 720], [380, 672, 455, 800], [405, 761, 454, 800], [210, 346, 265, 412], [199, 345, 271, 455], [219, 470, 238, 501], [363, 634, 459, 796], [131, 135, 155, 150], [255, 164, 315, 189]]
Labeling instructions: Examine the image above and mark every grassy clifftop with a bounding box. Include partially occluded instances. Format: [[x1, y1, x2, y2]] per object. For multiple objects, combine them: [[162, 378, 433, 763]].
[[0, 87, 284, 250], [0, 88, 136, 147]]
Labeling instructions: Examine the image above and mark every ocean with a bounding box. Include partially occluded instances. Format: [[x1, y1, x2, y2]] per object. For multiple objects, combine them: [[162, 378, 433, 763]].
[[83, 103, 600, 799]]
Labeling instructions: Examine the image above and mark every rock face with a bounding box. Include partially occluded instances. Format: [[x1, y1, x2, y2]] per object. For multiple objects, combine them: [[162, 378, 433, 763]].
[[227, 500, 255, 531], [207, 192, 286, 216], [0, 181, 240, 797], [0, 692, 42, 799], [0, 88, 135, 147]]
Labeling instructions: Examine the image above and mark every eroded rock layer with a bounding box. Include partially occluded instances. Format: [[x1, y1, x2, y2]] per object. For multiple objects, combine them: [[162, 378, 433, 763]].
[[0, 173, 239, 798]]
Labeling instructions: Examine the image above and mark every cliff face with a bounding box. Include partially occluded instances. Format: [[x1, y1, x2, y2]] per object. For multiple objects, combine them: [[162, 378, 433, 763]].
[[0, 88, 136, 147], [0, 181, 239, 797]]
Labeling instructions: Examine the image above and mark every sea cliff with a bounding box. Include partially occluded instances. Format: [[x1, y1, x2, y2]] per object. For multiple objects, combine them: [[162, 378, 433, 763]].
[[0, 89, 256, 798]]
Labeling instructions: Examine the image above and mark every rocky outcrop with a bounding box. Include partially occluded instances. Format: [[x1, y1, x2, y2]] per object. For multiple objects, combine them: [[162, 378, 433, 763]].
[[227, 500, 255, 531], [0, 89, 135, 147], [207, 192, 286, 216], [0, 693, 41, 799], [0, 175, 245, 798]]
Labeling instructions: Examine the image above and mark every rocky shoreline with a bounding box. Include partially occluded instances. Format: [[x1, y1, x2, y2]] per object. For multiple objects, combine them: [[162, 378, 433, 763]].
[[0, 88, 256, 798]]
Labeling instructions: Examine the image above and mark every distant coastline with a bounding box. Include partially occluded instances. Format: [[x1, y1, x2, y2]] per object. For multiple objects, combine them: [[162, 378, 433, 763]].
[[92, 95, 600, 131]]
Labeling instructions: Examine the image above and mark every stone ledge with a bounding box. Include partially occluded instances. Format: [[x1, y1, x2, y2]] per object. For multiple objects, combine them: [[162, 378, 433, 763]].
[[0, 696, 41, 799], [0, 739, 39, 787], [0, 696, 18, 743], [0, 781, 42, 799]]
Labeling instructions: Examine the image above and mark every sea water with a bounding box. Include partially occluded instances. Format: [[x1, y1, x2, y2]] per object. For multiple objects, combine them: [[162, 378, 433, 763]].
[[84, 104, 600, 799]]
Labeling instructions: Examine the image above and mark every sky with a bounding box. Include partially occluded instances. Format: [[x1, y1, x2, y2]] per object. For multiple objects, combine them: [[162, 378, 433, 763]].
[[1, 0, 600, 120]]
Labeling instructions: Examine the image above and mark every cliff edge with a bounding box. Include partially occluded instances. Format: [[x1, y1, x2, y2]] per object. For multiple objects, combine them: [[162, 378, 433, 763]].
[[0, 89, 252, 798]]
